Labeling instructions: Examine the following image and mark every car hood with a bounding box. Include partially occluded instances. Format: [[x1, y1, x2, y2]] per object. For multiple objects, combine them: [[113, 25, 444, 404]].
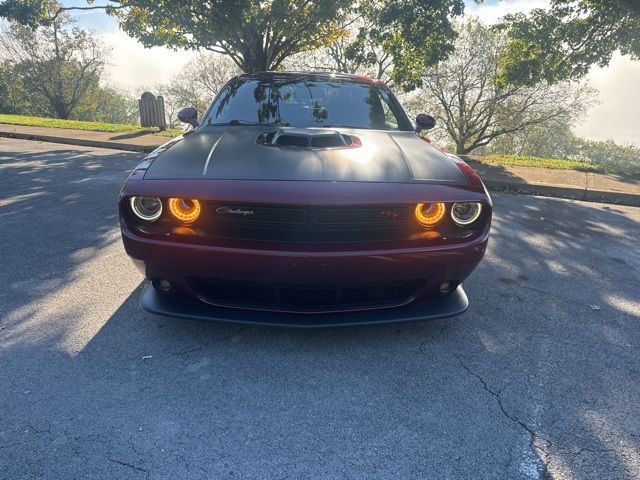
[[143, 127, 469, 184]]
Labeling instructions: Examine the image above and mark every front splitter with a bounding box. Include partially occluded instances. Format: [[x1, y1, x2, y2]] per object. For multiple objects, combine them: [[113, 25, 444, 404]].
[[140, 283, 469, 328]]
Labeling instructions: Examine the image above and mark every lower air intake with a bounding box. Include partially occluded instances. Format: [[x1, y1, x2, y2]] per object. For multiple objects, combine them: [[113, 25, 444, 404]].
[[189, 278, 424, 313]]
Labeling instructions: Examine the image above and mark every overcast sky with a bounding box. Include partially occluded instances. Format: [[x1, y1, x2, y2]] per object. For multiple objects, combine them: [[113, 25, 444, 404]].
[[61, 0, 640, 146]]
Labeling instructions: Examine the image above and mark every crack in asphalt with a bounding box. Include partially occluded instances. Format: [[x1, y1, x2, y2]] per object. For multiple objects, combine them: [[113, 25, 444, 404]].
[[27, 423, 53, 436], [453, 354, 552, 480], [109, 458, 150, 478], [561, 446, 617, 456]]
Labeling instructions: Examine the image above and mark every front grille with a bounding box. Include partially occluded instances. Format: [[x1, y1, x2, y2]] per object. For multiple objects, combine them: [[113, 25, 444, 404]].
[[205, 202, 413, 243], [190, 278, 424, 313]]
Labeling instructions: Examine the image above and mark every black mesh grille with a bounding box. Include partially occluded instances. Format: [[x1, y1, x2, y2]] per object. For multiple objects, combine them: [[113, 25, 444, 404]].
[[190, 278, 423, 312], [206, 203, 413, 243]]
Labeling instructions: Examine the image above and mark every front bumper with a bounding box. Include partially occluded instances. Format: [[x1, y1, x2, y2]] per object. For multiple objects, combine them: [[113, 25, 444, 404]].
[[122, 223, 487, 325], [140, 282, 469, 327]]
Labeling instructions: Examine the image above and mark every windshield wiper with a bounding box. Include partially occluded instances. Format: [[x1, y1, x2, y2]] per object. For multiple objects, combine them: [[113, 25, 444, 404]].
[[210, 120, 262, 126], [210, 119, 291, 127]]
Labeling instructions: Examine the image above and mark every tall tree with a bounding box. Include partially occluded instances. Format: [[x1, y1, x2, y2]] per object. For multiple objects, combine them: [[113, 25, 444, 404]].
[[53, 0, 476, 83], [499, 0, 640, 86], [0, 3, 108, 119], [410, 20, 595, 155]]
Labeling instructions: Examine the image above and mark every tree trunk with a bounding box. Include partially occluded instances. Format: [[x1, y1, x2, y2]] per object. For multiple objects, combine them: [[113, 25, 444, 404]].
[[53, 99, 70, 119], [239, 32, 275, 72], [458, 145, 477, 155], [242, 57, 272, 73]]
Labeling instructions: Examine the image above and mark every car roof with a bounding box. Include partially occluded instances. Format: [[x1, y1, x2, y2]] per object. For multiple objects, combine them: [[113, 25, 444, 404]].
[[235, 71, 383, 85]]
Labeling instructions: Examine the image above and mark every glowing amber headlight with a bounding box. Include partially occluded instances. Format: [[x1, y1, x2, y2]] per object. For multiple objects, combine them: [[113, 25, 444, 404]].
[[168, 198, 201, 224], [415, 202, 446, 227]]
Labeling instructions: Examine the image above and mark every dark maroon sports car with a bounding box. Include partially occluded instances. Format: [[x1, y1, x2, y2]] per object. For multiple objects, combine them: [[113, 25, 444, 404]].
[[119, 72, 492, 327]]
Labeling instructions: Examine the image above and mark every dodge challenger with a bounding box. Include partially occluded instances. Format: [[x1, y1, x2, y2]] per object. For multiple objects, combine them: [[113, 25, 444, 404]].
[[119, 72, 492, 327]]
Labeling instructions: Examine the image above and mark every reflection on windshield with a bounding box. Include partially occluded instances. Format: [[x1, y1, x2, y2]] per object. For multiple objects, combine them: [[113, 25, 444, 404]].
[[206, 78, 410, 131]]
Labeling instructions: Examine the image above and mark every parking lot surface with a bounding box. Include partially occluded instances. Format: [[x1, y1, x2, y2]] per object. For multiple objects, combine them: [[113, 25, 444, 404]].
[[1, 137, 639, 479]]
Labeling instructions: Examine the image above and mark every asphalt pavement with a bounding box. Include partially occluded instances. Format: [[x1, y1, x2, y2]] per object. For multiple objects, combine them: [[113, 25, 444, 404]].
[[1, 137, 639, 480]]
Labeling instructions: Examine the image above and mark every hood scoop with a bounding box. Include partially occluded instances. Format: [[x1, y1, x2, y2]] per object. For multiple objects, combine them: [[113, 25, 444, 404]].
[[257, 128, 361, 149]]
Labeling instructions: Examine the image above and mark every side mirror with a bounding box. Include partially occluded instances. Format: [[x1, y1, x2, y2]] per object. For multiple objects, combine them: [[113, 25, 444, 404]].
[[415, 113, 436, 133], [178, 107, 199, 128]]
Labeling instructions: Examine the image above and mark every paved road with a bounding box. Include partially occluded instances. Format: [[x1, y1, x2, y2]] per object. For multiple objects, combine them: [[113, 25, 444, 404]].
[[1, 137, 639, 480]]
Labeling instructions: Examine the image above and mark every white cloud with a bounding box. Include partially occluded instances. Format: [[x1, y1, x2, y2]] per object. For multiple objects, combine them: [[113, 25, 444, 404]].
[[465, 0, 550, 25], [99, 30, 195, 92]]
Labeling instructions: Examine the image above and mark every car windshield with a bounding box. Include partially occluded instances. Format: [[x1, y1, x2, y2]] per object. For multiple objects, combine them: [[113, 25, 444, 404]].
[[204, 77, 413, 131]]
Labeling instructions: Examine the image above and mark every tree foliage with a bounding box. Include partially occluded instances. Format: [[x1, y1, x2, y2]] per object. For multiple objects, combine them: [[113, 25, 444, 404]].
[[0, 61, 27, 114], [73, 85, 138, 124], [499, 0, 640, 86], [346, 0, 469, 90], [408, 20, 595, 155], [0, 0, 49, 27], [287, 0, 475, 89]]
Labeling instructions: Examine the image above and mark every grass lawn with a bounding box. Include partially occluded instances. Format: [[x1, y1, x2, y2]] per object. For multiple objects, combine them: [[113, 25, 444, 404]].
[[465, 154, 621, 175], [0, 114, 182, 138]]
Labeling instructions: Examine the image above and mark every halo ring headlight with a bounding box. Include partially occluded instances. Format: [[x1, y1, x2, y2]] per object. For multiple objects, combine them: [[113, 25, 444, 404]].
[[415, 202, 446, 227], [168, 197, 201, 224], [451, 202, 482, 226], [130, 196, 162, 221]]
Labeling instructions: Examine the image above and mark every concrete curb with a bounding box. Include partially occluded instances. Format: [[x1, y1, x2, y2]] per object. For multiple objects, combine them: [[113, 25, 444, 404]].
[[0, 130, 159, 153], [484, 179, 640, 207]]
